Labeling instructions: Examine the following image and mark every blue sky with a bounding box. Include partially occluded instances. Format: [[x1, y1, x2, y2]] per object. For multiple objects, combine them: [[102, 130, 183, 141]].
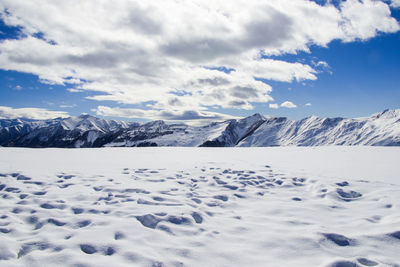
[[0, 0, 399, 124]]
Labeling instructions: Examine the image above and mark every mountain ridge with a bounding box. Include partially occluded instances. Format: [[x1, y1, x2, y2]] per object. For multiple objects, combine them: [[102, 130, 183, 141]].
[[0, 109, 399, 147]]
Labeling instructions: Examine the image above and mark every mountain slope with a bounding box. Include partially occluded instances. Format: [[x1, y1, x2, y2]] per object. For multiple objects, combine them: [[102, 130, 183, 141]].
[[199, 113, 265, 147], [238, 109, 400, 146], [0, 109, 399, 147]]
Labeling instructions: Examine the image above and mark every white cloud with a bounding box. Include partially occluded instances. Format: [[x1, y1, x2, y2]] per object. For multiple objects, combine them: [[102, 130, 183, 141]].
[[391, 0, 400, 8], [0, 0, 398, 122], [0, 106, 69, 120], [67, 88, 84, 93], [305, 103, 312, 107], [237, 57, 317, 82], [340, 0, 398, 41], [281, 101, 297, 108], [313, 60, 333, 74], [315, 61, 329, 68], [269, 103, 279, 109], [59, 104, 77, 108], [13, 85, 22, 91]]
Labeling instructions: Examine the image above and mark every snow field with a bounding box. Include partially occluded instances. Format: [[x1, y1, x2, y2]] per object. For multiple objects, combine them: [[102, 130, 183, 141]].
[[0, 147, 399, 266]]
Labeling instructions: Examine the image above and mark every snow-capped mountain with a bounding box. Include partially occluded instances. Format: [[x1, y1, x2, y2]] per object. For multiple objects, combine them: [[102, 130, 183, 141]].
[[0, 109, 399, 147], [199, 113, 265, 147], [0, 115, 135, 148], [238, 109, 400, 146]]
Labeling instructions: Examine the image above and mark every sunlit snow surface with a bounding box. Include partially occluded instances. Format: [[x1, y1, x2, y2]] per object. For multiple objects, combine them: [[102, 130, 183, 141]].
[[0, 147, 399, 267]]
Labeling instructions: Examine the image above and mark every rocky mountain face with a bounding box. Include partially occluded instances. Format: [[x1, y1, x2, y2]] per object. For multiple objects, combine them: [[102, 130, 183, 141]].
[[0, 109, 399, 147], [0, 115, 134, 148]]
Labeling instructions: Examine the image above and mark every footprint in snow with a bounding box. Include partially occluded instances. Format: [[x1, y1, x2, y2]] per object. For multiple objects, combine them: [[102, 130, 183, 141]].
[[336, 188, 362, 201], [322, 233, 354, 246]]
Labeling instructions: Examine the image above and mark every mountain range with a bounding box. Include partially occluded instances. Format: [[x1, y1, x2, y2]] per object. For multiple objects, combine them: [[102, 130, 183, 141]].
[[0, 109, 399, 147]]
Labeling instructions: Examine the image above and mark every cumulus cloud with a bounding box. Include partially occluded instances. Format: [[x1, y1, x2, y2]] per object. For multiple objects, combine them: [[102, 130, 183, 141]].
[[238, 57, 318, 82], [0, 0, 398, 121], [0, 106, 69, 120], [281, 101, 297, 108], [269, 103, 279, 109], [340, 0, 399, 41], [305, 103, 312, 107]]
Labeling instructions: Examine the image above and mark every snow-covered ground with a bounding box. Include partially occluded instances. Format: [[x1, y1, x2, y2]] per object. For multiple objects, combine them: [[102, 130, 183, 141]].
[[0, 147, 399, 267]]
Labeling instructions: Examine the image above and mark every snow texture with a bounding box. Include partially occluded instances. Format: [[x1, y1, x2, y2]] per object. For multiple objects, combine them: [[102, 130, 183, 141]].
[[0, 147, 399, 266]]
